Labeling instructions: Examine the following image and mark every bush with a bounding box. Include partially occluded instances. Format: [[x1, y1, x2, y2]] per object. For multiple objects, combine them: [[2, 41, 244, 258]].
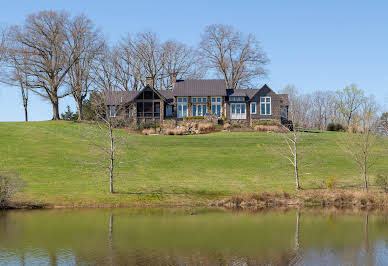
[[198, 123, 215, 133], [0, 171, 23, 208], [254, 125, 288, 133], [327, 123, 344, 131], [61, 106, 78, 121], [138, 122, 159, 130], [376, 174, 388, 192], [223, 123, 231, 130], [252, 120, 279, 126], [142, 128, 156, 135], [165, 128, 186, 135], [184, 116, 205, 120], [325, 176, 336, 189]]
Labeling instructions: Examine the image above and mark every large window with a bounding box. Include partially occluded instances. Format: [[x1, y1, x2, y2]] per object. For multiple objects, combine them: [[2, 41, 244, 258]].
[[260, 97, 271, 115], [193, 104, 207, 116], [251, 102, 257, 114], [230, 103, 246, 119], [109, 106, 116, 117], [211, 97, 222, 117], [166, 106, 173, 117], [230, 96, 245, 102], [177, 97, 188, 118]]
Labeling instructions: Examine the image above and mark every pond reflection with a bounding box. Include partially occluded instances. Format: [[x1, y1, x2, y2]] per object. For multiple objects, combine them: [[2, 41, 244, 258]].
[[0, 208, 388, 265]]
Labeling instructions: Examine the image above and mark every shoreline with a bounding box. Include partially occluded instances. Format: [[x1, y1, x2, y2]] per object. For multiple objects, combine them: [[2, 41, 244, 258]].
[[3, 189, 388, 211]]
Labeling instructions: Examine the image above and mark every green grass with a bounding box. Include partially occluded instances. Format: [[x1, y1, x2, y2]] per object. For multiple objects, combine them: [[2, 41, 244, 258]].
[[0, 121, 387, 206]]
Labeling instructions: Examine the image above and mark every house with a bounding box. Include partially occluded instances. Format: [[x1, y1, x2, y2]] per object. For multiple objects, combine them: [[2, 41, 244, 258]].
[[106, 75, 289, 125]]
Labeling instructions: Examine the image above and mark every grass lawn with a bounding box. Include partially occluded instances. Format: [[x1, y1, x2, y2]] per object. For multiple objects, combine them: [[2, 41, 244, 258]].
[[0, 121, 387, 207]]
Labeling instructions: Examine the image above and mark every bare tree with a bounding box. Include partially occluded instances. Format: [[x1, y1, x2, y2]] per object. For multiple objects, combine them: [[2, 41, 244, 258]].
[[334, 84, 365, 128], [86, 45, 128, 193], [10, 11, 82, 120], [337, 95, 380, 191], [199, 24, 269, 89], [0, 29, 30, 121], [379, 112, 388, 136], [66, 14, 103, 120], [311, 90, 335, 130]]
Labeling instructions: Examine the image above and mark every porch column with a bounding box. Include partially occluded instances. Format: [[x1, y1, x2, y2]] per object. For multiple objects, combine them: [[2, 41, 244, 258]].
[[160, 101, 164, 123], [188, 96, 192, 116]]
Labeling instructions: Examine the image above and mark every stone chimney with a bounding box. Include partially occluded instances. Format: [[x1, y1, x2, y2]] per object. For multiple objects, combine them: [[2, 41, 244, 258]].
[[171, 72, 177, 86], [146, 76, 154, 88]]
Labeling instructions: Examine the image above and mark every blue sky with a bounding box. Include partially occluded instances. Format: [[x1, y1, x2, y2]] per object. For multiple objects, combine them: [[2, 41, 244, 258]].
[[0, 0, 387, 121]]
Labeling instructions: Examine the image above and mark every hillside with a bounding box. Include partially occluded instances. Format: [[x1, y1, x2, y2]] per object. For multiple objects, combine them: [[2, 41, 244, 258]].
[[0, 121, 387, 207]]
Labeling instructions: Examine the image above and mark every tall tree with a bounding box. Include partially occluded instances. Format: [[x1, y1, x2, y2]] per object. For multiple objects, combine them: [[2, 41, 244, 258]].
[[338, 95, 379, 191], [66, 14, 102, 120], [10, 11, 81, 120], [335, 84, 365, 128], [199, 24, 269, 89], [0, 27, 30, 121]]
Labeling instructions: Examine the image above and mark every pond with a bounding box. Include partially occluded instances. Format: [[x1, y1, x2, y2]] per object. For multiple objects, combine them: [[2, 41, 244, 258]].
[[0, 208, 388, 265]]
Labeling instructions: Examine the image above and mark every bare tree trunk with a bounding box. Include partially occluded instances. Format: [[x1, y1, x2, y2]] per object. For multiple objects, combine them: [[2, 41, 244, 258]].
[[52, 100, 60, 120], [109, 124, 114, 194], [363, 163, 368, 192], [294, 133, 301, 190], [77, 98, 83, 121], [23, 102, 28, 122]]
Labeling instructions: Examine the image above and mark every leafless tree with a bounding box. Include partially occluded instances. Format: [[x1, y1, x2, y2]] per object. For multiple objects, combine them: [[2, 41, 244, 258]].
[[84, 45, 129, 194], [199, 24, 269, 89], [334, 84, 365, 128], [9, 11, 82, 120], [0, 29, 30, 121], [337, 95, 380, 191], [311, 90, 335, 130], [66, 14, 103, 120]]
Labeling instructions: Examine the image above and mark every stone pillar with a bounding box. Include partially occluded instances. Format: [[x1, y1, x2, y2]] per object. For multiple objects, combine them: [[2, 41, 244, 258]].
[[188, 96, 193, 117], [207, 96, 211, 116], [160, 101, 164, 123]]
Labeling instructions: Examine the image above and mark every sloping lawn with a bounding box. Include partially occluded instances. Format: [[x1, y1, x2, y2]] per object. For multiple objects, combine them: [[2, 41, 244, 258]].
[[0, 121, 387, 206]]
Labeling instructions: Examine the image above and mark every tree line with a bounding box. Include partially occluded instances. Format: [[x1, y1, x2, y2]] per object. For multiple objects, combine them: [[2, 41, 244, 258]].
[[0, 10, 269, 121]]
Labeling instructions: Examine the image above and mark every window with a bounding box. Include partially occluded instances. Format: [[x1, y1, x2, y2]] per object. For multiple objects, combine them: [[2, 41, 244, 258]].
[[211, 97, 222, 117], [260, 97, 271, 115], [177, 97, 188, 118], [109, 106, 116, 117], [251, 102, 256, 114], [192, 97, 207, 103], [230, 103, 246, 119], [193, 104, 207, 116], [281, 107, 287, 118], [230, 96, 245, 102], [166, 106, 173, 117], [129, 108, 134, 117]]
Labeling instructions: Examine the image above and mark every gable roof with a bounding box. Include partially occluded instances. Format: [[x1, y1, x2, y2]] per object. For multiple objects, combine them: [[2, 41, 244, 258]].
[[106, 90, 139, 105], [173, 79, 227, 96]]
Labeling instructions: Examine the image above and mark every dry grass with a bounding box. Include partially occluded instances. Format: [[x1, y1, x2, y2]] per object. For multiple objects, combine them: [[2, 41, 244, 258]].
[[214, 189, 388, 209], [254, 125, 289, 133], [142, 128, 156, 135], [164, 128, 186, 135], [198, 123, 215, 133]]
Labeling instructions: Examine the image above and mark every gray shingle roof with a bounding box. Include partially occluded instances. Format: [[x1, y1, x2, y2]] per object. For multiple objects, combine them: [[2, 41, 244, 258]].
[[228, 88, 260, 99], [106, 91, 139, 105], [173, 79, 227, 96]]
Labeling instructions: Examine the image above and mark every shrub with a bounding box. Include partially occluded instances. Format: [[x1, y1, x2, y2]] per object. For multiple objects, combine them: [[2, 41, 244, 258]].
[[61, 105, 78, 121], [142, 128, 156, 135], [198, 123, 215, 133], [254, 125, 288, 133], [325, 176, 336, 189], [183, 116, 205, 120], [376, 174, 388, 192], [252, 120, 279, 127], [165, 128, 186, 135], [0, 171, 23, 208], [138, 122, 159, 130], [327, 123, 344, 131], [223, 123, 231, 130], [231, 124, 242, 128]]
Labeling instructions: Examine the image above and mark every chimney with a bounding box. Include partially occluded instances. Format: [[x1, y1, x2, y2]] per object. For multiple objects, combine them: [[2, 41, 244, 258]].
[[146, 76, 154, 88], [171, 72, 177, 86]]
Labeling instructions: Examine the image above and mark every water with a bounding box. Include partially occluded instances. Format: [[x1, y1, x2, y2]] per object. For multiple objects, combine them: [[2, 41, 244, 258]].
[[0, 208, 388, 265]]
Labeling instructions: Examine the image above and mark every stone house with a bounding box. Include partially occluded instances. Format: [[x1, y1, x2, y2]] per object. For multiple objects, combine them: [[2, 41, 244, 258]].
[[106, 76, 289, 126]]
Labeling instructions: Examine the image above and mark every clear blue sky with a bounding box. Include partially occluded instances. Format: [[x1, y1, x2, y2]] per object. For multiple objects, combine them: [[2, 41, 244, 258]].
[[1, 0, 387, 121]]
